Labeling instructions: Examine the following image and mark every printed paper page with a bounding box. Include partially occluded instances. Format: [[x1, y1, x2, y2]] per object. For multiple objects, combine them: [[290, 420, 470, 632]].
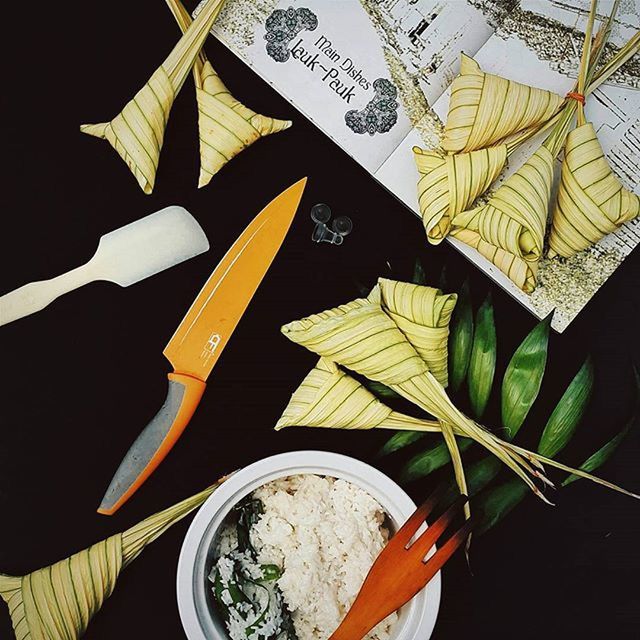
[[207, 0, 501, 172]]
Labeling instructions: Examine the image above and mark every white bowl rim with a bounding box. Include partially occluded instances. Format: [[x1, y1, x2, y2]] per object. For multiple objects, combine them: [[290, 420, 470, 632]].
[[176, 450, 441, 640]]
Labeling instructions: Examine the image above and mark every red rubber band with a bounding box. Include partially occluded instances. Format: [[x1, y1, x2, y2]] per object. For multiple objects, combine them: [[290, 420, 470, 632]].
[[566, 92, 586, 104]]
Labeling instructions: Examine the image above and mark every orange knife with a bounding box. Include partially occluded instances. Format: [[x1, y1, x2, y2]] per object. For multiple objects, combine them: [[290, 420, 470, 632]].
[[99, 178, 307, 515]]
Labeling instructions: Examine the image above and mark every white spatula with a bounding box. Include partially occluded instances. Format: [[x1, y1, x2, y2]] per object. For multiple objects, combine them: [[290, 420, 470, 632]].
[[0, 206, 209, 327]]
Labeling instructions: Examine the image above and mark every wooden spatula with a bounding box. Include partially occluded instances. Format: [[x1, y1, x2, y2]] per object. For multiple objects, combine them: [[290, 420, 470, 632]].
[[0, 206, 209, 326]]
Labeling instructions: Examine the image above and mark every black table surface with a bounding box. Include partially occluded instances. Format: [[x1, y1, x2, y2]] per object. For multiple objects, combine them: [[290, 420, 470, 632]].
[[1, 3, 639, 639]]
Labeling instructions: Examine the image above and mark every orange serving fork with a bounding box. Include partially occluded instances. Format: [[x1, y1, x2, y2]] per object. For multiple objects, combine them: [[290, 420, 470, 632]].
[[329, 491, 472, 640]]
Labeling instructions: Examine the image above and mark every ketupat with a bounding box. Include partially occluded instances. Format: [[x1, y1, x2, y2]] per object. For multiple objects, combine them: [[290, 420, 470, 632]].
[[373, 279, 470, 521], [81, 0, 227, 194], [455, 5, 639, 288], [441, 53, 563, 154], [280, 284, 552, 504], [548, 121, 639, 258], [376, 279, 456, 388], [280, 279, 639, 502], [450, 146, 554, 293], [447, 3, 603, 292], [0, 479, 227, 640], [546, 11, 640, 258], [450, 226, 539, 293], [414, 0, 640, 286], [165, 0, 292, 188], [413, 145, 508, 244], [275, 358, 444, 434]]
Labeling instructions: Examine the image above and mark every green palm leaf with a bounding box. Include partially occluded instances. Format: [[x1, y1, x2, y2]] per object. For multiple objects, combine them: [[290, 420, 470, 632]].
[[467, 293, 496, 418], [399, 438, 473, 483], [448, 279, 474, 392], [375, 431, 426, 458], [538, 357, 594, 458], [563, 365, 638, 486], [501, 316, 551, 438]]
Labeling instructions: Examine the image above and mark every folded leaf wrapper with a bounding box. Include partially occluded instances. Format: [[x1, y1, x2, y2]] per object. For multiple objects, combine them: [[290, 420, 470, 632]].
[[413, 145, 507, 244], [281, 294, 551, 502], [442, 54, 563, 153], [80, 0, 226, 193], [452, 226, 537, 293], [374, 278, 469, 519], [0, 480, 226, 640], [376, 278, 457, 388], [281, 296, 428, 386], [275, 358, 443, 433], [166, 0, 292, 188], [451, 146, 555, 292], [194, 64, 292, 187], [548, 122, 639, 258]]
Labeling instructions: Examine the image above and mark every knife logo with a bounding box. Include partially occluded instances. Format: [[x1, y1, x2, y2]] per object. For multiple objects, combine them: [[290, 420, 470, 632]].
[[201, 332, 222, 362]]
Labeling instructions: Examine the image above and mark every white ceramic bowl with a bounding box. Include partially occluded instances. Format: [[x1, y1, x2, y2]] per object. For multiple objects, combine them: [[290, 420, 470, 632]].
[[177, 451, 441, 640]]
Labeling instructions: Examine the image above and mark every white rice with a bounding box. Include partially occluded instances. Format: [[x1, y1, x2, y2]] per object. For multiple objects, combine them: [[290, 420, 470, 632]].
[[249, 474, 397, 640]]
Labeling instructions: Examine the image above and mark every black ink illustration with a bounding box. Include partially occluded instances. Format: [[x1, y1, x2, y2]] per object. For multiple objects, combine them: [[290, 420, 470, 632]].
[[345, 78, 399, 135], [264, 7, 319, 63]]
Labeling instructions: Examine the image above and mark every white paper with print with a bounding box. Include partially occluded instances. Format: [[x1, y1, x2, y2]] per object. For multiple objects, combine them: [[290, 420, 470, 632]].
[[201, 0, 639, 331]]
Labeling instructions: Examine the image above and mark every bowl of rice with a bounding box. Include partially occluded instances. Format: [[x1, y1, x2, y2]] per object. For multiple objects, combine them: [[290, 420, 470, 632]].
[[177, 451, 441, 640]]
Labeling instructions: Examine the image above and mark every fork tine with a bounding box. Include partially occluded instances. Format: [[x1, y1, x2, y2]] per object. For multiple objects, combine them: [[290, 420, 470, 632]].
[[388, 486, 445, 551], [327, 498, 472, 640], [407, 495, 468, 562], [419, 518, 474, 584]]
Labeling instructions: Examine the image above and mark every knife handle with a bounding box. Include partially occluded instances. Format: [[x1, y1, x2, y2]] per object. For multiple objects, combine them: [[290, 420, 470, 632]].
[[98, 372, 206, 515]]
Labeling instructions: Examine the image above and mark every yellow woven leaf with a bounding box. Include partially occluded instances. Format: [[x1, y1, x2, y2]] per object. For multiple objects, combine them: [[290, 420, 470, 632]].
[[275, 358, 443, 433], [81, 0, 226, 193], [0, 481, 226, 640], [452, 227, 538, 293], [377, 278, 457, 387], [166, 0, 291, 188], [281, 296, 428, 386], [451, 146, 554, 292], [282, 291, 639, 506], [413, 145, 507, 244], [195, 63, 292, 187], [442, 54, 563, 153], [281, 294, 552, 502], [548, 122, 640, 257]]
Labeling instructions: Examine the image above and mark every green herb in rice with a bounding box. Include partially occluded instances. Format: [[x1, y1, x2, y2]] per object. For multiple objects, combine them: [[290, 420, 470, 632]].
[[210, 498, 297, 640]]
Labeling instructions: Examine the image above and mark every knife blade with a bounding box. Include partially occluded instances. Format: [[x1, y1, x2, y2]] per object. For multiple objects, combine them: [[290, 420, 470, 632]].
[[98, 178, 307, 515]]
